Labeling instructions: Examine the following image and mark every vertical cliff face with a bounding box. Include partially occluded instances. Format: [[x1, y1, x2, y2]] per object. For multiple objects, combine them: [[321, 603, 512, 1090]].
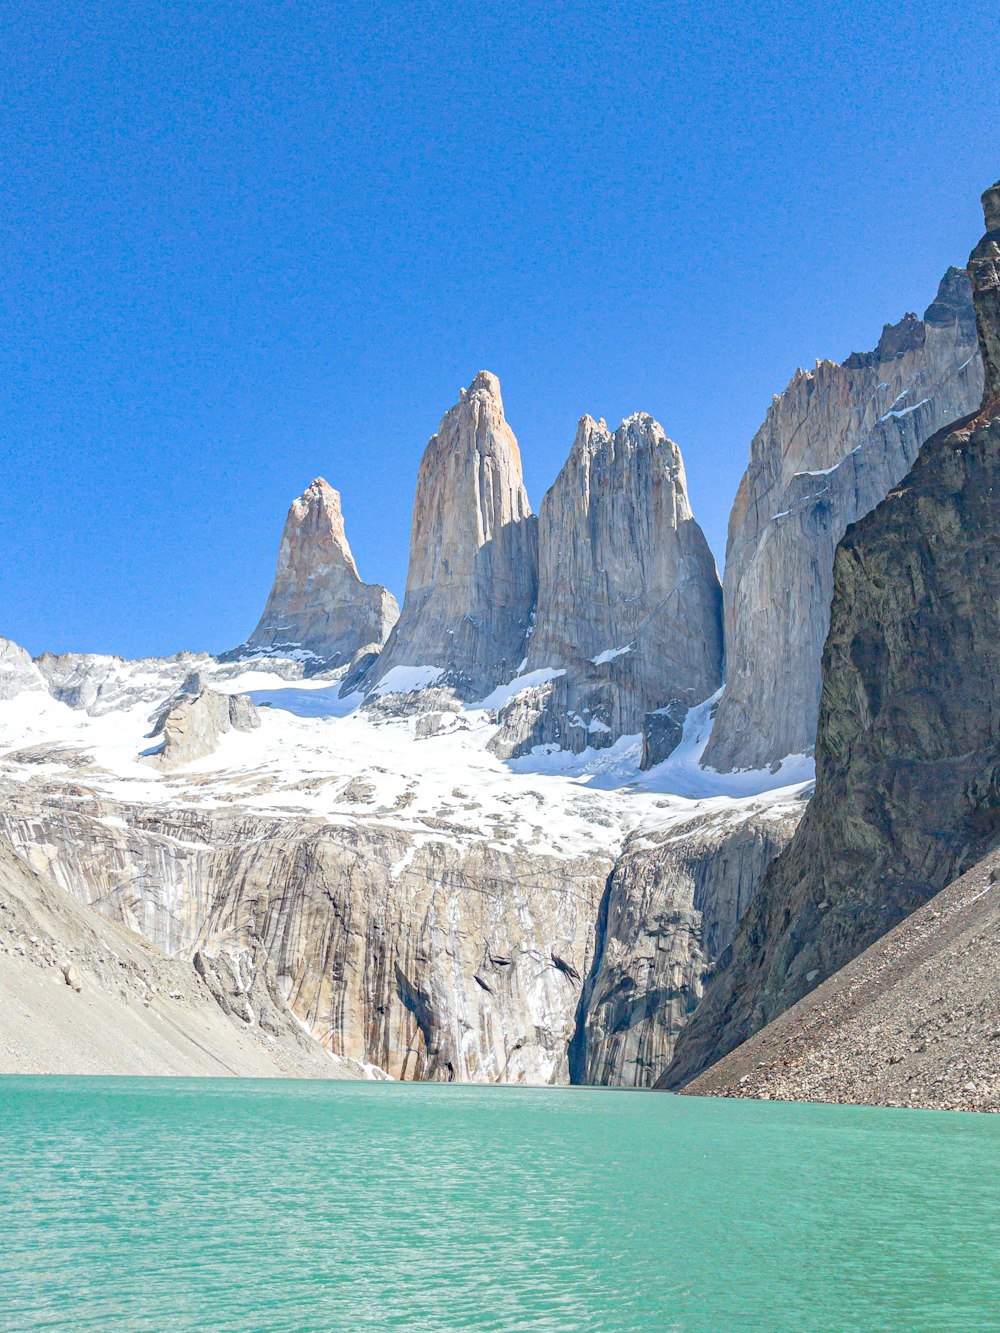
[[703, 267, 982, 773], [239, 478, 399, 667], [574, 795, 803, 1087], [363, 372, 538, 700], [520, 413, 722, 751], [666, 184, 1000, 1087]]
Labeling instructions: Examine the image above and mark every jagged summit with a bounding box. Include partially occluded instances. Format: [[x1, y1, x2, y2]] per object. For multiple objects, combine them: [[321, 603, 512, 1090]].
[[488, 408, 722, 758], [361, 371, 537, 699], [703, 264, 983, 774], [233, 477, 398, 669], [461, 369, 504, 408]]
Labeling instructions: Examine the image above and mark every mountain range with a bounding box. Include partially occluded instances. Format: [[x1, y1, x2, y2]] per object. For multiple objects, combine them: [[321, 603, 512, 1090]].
[[1, 180, 996, 1109]]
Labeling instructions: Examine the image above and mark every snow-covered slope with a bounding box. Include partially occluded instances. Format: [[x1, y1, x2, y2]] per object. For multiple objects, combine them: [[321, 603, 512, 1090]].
[[0, 646, 811, 1084]]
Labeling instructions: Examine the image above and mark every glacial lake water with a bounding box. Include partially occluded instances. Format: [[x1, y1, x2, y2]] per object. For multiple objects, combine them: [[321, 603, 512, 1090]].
[[1, 1078, 999, 1331]]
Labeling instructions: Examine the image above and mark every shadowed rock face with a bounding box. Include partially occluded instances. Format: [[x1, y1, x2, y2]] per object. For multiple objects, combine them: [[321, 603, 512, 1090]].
[[704, 266, 982, 774], [500, 413, 722, 755], [238, 478, 398, 668], [362, 372, 538, 701], [665, 183, 1000, 1089], [573, 795, 803, 1087], [680, 848, 1000, 1113]]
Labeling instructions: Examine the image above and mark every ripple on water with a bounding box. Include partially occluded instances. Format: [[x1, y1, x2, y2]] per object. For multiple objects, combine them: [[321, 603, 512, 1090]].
[[1, 1078, 999, 1331]]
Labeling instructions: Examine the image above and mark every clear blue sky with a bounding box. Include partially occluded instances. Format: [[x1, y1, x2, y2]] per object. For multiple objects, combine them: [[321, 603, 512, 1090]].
[[3, 0, 996, 658]]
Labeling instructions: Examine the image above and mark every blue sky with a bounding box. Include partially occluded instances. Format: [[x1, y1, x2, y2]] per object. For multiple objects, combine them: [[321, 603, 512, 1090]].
[[3, 0, 996, 658]]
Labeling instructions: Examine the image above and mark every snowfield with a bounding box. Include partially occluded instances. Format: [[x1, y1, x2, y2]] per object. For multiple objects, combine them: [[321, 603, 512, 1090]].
[[0, 655, 814, 864]]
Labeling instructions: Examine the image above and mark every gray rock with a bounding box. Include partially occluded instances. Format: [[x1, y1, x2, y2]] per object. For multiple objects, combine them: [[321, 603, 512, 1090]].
[[640, 700, 690, 770], [512, 413, 722, 752], [61, 962, 82, 992], [34, 649, 305, 716], [574, 796, 803, 1087], [666, 183, 1000, 1088], [233, 478, 398, 669], [142, 686, 260, 770], [0, 639, 45, 701], [362, 372, 538, 701], [704, 266, 983, 773], [0, 789, 608, 1084], [682, 850, 1000, 1113]]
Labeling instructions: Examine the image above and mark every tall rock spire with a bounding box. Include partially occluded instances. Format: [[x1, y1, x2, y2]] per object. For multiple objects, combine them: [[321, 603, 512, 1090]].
[[970, 181, 1000, 406], [703, 264, 982, 774], [493, 411, 722, 755], [666, 181, 1000, 1088], [363, 371, 538, 699], [238, 478, 398, 668]]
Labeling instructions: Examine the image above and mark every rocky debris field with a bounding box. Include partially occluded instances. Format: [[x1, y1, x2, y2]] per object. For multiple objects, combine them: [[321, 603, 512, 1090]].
[[682, 849, 1000, 1112]]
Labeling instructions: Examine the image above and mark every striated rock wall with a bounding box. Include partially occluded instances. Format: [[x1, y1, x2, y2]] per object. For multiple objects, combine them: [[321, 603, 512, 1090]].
[[363, 372, 538, 700], [235, 478, 398, 669], [505, 413, 721, 754], [0, 789, 608, 1083], [666, 183, 1000, 1088], [0, 833, 361, 1078], [704, 266, 982, 774], [573, 795, 803, 1087]]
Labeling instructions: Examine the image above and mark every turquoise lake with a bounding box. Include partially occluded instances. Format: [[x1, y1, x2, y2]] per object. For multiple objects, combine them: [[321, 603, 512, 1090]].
[[1, 1078, 999, 1331]]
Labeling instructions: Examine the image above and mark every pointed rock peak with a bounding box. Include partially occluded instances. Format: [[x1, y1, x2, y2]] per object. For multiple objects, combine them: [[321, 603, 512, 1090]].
[[233, 476, 398, 665], [924, 266, 976, 328], [458, 370, 503, 412], [361, 369, 537, 698], [970, 180, 1000, 408], [285, 477, 358, 578], [983, 180, 1000, 234], [569, 414, 612, 457]]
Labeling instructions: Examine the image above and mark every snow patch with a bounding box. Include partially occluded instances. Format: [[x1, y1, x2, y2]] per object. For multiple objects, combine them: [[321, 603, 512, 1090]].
[[369, 666, 444, 697], [590, 644, 633, 666], [473, 669, 565, 711]]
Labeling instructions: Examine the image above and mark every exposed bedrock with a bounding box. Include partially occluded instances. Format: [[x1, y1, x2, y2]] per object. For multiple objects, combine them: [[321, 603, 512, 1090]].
[[361, 372, 538, 701], [0, 791, 608, 1084], [141, 681, 260, 770], [704, 265, 982, 774], [233, 477, 398, 669], [681, 848, 1000, 1113], [0, 638, 46, 701], [500, 413, 723, 755], [0, 833, 359, 1078], [573, 794, 804, 1087], [666, 183, 1000, 1088]]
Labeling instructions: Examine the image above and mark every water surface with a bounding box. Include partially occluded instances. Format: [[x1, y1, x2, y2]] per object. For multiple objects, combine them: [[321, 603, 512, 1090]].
[[2, 1078, 998, 1330]]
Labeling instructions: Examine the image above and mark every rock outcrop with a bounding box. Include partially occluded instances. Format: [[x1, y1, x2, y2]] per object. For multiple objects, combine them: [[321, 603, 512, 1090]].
[[0, 638, 45, 701], [704, 266, 982, 773], [0, 833, 361, 1078], [666, 183, 1000, 1088], [142, 681, 260, 769], [362, 372, 538, 700], [235, 478, 398, 669], [496, 413, 722, 755], [573, 793, 804, 1087]]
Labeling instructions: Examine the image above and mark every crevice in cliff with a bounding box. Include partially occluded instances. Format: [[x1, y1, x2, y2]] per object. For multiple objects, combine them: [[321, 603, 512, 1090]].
[[567, 867, 615, 1085]]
